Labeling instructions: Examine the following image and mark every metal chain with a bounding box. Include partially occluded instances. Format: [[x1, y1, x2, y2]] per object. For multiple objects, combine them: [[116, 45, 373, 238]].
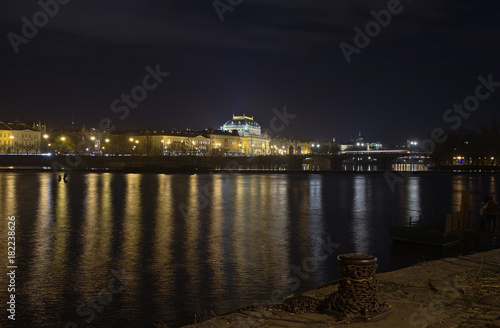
[[237, 258, 386, 323]]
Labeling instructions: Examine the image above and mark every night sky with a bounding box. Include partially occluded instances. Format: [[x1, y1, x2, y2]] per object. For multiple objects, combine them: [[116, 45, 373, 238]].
[[1, 0, 500, 144]]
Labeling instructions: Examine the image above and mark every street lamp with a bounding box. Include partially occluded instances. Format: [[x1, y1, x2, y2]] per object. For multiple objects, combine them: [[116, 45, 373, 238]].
[[43, 134, 49, 139], [61, 137, 66, 141]]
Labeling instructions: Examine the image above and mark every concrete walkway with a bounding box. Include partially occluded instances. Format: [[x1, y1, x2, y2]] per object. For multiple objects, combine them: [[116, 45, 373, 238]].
[[183, 249, 500, 328]]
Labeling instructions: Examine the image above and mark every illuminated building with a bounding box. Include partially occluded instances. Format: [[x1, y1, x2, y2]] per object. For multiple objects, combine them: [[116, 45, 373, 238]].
[[0, 121, 43, 154], [340, 134, 383, 152], [271, 137, 312, 155], [221, 115, 270, 155], [0, 123, 13, 154]]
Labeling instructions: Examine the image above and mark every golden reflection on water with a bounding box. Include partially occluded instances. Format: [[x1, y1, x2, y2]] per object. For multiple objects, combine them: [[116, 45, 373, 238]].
[[185, 174, 202, 299], [451, 176, 467, 211], [29, 174, 57, 314], [352, 175, 370, 254], [307, 175, 325, 278], [232, 174, 248, 298], [1, 174, 18, 214], [119, 174, 143, 305], [153, 174, 175, 306], [78, 174, 100, 298], [263, 176, 290, 289], [207, 174, 225, 297], [51, 174, 71, 301], [77, 174, 113, 298]]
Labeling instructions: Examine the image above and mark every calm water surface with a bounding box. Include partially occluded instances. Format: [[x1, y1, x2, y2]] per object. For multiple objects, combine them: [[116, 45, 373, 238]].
[[0, 172, 498, 327]]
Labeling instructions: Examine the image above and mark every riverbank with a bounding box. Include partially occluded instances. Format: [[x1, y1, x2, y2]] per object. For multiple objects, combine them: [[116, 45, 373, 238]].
[[182, 249, 500, 328], [1, 154, 499, 173]]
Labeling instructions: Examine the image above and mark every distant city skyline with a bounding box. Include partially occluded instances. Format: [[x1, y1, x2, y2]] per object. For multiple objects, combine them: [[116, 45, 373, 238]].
[[1, 1, 500, 144]]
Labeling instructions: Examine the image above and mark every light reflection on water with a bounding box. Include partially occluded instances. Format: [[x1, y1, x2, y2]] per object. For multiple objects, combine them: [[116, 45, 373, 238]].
[[0, 172, 498, 327], [352, 175, 370, 254]]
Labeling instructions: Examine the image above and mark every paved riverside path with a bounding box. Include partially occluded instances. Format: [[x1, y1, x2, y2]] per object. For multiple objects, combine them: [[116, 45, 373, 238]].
[[183, 249, 500, 328]]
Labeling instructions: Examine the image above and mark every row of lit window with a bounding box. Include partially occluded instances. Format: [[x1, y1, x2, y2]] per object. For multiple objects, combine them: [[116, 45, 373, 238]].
[[13, 141, 39, 146], [15, 134, 36, 139]]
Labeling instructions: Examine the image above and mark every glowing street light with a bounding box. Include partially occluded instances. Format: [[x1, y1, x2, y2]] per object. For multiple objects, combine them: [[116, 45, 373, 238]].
[[129, 138, 134, 142], [61, 137, 66, 141], [105, 138, 110, 143], [90, 136, 95, 141], [43, 134, 49, 139]]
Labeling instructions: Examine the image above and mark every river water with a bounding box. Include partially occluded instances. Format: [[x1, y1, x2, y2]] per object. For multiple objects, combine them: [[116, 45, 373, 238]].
[[0, 172, 498, 327]]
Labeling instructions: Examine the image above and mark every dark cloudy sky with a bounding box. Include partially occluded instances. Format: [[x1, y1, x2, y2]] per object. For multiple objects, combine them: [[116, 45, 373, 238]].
[[1, 0, 500, 144]]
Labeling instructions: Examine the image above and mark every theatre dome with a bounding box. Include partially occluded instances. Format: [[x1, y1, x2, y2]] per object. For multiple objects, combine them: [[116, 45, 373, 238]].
[[222, 115, 261, 136]]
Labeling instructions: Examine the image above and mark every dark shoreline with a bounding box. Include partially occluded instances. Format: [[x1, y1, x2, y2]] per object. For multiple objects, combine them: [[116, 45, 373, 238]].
[[0, 154, 499, 174], [1, 167, 500, 175]]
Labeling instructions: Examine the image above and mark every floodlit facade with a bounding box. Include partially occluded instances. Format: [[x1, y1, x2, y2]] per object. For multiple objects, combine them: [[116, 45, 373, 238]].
[[221, 115, 270, 155], [0, 121, 43, 154], [0, 123, 13, 154], [271, 137, 312, 155]]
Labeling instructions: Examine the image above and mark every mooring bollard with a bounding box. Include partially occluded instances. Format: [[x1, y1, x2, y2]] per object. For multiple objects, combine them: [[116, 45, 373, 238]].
[[321, 253, 392, 321]]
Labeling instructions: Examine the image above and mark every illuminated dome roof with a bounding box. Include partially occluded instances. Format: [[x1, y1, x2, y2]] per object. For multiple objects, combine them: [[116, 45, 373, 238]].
[[222, 115, 261, 136]]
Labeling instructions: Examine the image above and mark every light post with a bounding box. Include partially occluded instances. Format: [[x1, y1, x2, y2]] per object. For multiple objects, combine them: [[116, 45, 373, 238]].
[[409, 141, 418, 153], [42, 134, 49, 154]]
